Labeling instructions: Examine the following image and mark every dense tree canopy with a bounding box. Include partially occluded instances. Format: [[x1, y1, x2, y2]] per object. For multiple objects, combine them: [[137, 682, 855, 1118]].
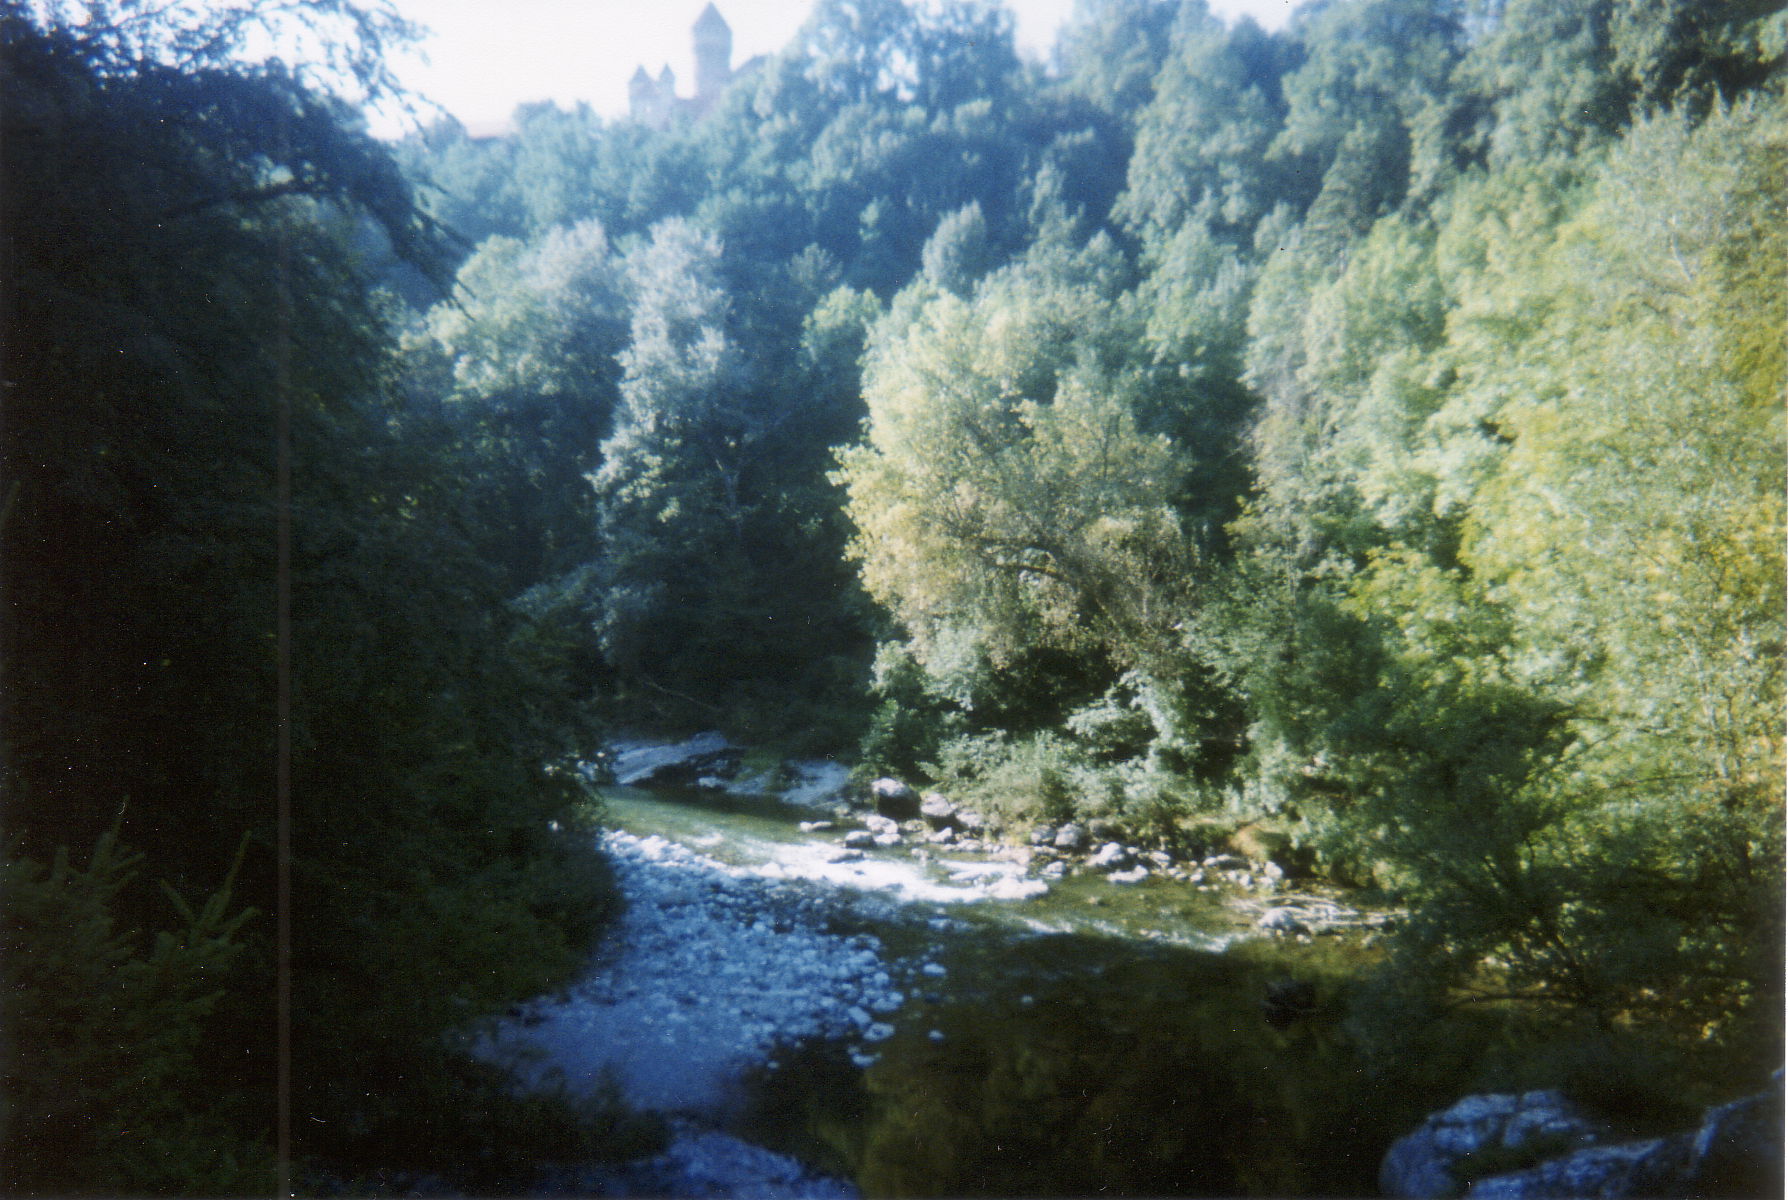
[[2, 1, 643, 1190], [392, 0, 1788, 1075]]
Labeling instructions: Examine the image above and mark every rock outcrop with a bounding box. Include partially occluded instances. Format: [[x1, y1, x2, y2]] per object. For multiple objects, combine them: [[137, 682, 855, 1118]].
[[1380, 1091, 1604, 1198], [610, 732, 740, 788], [1381, 1073, 1784, 1199]]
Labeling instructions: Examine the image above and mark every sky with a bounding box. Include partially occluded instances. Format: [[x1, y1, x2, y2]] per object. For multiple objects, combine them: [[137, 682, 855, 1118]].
[[371, 0, 1308, 138]]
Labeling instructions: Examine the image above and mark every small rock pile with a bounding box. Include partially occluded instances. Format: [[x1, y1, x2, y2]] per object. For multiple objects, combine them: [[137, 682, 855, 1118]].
[[1244, 894, 1398, 941], [826, 777, 1327, 906], [1026, 821, 1291, 890]]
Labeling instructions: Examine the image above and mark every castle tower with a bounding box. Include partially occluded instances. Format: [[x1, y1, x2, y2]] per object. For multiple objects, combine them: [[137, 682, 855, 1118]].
[[627, 64, 656, 118], [692, 3, 733, 109]]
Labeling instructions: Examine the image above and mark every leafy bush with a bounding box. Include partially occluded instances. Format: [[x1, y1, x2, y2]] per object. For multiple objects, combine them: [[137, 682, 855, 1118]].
[[0, 826, 274, 1195], [930, 731, 1119, 830]]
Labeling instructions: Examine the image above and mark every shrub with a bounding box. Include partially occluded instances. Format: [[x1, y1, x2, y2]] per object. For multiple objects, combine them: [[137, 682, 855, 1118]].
[[0, 824, 274, 1195]]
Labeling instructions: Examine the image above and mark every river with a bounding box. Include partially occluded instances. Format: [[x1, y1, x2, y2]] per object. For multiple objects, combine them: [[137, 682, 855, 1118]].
[[481, 781, 1484, 1197]]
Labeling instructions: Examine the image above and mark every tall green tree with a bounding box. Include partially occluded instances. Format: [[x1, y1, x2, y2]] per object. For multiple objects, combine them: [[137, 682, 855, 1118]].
[[2, 2, 634, 1189], [404, 217, 628, 591]]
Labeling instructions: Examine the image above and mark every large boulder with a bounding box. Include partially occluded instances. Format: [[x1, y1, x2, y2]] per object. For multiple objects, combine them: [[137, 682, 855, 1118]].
[[1464, 1071, 1785, 1199], [919, 792, 958, 828], [870, 777, 920, 819], [1686, 1068, 1785, 1196], [1465, 1137, 1691, 1198], [1052, 823, 1089, 852], [1384, 1073, 1784, 1199], [1380, 1091, 1604, 1198]]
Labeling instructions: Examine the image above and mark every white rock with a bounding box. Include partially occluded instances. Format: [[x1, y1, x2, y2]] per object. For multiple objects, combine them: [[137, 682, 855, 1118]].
[[1053, 823, 1089, 851], [1088, 842, 1131, 870], [919, 792, 957, 824]]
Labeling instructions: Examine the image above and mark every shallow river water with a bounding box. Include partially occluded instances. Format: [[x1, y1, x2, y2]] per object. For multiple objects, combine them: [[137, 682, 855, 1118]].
[[486, 785, 1482, 1197]]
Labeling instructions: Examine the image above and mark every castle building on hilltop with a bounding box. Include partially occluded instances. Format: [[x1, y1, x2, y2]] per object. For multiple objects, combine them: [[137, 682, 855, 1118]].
[[629, 3, 748, 130]]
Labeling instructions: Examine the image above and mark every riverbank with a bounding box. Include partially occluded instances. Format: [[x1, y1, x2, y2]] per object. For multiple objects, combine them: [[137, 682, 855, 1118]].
[[470, 739, 1427, 1196], [481, 829, 948, 1117], [593, 731, 1398, 943], [483, 735, 1778, 1198]]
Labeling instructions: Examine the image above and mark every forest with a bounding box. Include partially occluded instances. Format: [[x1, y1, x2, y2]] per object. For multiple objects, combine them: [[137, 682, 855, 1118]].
[[0, 0, 1781, 1194]]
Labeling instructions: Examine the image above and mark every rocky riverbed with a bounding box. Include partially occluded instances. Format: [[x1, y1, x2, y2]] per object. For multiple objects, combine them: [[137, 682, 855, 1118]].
[[468, 734, 1405, 1195], [482, 829, 960, 1116], [486, 734, 1777, 1198], [594, 731, 1394, 941]]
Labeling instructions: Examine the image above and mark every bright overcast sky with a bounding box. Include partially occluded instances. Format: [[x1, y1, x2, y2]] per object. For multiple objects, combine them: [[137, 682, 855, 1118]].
[[373, 0, 1307, 138]]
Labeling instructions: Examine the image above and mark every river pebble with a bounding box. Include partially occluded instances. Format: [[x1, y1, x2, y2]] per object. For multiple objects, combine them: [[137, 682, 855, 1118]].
[[480, 831, 921, 1116]]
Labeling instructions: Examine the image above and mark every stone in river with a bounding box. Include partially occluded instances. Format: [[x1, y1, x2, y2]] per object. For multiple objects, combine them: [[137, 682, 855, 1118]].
[[1053, 823, 1089, 851], [870, 777, 919, 819], [1088, 842, 1132, 870], [919, 792, 958, 828]]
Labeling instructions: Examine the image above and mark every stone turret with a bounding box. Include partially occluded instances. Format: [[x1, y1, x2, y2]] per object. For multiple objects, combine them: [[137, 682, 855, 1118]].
[[628, 64, 655, 110], [628, 63, 677, 130], [693, 3, 733, 107], [627, 5, 740, 129]]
